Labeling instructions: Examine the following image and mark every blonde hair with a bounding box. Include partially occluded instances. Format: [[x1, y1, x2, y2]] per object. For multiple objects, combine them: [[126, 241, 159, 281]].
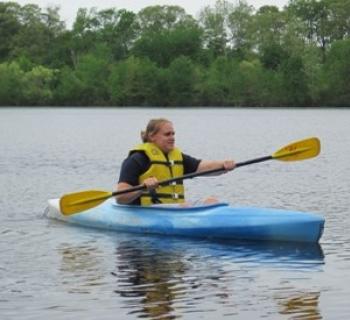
[[141, 118, 172, 143]]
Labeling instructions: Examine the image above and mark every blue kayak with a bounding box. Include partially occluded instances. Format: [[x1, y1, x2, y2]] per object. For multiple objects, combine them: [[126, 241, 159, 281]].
[[47, 199, 324, 243]]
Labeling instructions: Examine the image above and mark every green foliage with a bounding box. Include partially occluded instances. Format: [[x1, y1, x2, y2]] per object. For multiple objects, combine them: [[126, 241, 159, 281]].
[[133, 6, 202, 67], [70, 7, 138, 63], [227, 0, 254, 56], [253, 5, 287, 57], [200, 56, 240, 105], [260, 43, 288, 70], [0, 61, 24, 105], [167, 56, 199, 106], [21, 65, 55, 105], [199, 4, 228, 57], [109, 56, 160, 106], [301, 45, 325, 105], [73, 49, 111, 105], [137, 5, 193, 32], [280, 55, 309, 106], [10, 4, 65, 66], [323, 39, 350, 106], [54, 66, 84, 105], [238, 60, 265, 106], [0, 62, 55, 106], [0, 0, 350, 107], [133, 25, 202, 67], [0, 2, 21, 61]]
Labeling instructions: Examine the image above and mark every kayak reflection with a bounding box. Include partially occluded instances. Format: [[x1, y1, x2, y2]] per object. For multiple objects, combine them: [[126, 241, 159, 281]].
[[111, 234, 324, 319], [113, 239, 186, 319]]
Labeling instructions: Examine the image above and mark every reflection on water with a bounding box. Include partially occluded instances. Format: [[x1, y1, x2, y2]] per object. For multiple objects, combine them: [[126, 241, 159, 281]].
[[276, 292, 321, 320], [113, 239, 186, 319], [104, 234, 324, 319], [54, 232, 324, 319], [58, 243, 105, 294]]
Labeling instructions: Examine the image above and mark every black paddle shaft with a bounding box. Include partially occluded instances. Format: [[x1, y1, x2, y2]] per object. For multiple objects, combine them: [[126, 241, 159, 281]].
[[111, 155, 273, 197], [236, 155, 273, 167]]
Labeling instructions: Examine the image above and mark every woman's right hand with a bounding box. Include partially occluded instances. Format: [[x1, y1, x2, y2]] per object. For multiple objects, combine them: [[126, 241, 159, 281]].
[[143, 176, 159, 190]]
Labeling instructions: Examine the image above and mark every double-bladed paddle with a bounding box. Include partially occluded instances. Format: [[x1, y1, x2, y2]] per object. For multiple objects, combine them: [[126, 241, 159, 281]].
[[60, 137, 320, 216]]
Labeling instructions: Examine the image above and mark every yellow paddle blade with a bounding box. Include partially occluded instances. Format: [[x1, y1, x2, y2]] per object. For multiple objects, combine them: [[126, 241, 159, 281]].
[[273, 137, 321, 161], [60, 190, 113, 216]]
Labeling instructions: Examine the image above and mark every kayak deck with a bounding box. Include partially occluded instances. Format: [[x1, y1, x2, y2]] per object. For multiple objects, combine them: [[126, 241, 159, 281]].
[[47, 199, 324, 243]]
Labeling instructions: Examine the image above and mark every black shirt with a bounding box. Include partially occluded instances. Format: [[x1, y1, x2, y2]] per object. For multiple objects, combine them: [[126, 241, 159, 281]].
[[118, 151, 201, 205]]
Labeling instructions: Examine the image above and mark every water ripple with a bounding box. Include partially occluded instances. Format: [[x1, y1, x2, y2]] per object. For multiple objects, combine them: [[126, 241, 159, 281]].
[[105, 235, 325, 318]]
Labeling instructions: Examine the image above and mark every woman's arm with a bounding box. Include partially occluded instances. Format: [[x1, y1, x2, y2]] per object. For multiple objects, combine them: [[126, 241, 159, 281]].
[[116, 177, 159, 204], [115, 182, 143, 204], [196, 159, 235, 175]]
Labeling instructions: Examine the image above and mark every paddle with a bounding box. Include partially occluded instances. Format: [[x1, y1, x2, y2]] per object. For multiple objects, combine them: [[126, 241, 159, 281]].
[[60, 137, 320, 216]]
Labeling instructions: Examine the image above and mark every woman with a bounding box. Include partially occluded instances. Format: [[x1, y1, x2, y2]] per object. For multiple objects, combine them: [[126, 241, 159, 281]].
[[116, 118, 235, 205]]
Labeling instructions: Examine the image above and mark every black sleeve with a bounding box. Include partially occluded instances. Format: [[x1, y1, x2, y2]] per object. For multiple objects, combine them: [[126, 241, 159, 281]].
[[182, 153, 201, 174], [118, 152, 150, 186]]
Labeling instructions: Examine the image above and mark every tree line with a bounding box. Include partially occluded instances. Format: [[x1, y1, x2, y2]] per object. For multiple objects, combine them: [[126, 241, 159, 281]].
[[0, 0, 349, 107]]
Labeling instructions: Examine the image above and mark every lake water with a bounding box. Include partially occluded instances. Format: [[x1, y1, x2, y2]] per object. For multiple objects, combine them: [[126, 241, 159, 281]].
[[1, 107, 350, 319]]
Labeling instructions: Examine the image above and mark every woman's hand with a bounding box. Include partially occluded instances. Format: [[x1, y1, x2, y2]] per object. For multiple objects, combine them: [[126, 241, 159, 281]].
[[143, 176, 159, 190], [223, 160, 236, 171], [116, 177, 159, 204]]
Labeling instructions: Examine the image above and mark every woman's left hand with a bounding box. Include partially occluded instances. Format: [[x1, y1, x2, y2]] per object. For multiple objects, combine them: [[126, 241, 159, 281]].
[[223, 160, 236, 171]]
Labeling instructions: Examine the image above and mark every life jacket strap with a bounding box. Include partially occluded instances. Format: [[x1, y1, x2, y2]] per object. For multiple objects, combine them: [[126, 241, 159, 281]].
[[148, 189, 162, 204], [141, 192, 185, 200]]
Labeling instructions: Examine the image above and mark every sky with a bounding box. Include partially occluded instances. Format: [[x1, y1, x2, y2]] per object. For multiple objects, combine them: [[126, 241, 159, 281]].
[[15, 0, 289, 27]]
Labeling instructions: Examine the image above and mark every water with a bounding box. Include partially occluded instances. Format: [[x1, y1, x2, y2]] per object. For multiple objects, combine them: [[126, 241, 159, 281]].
[[1, 107, 350, 319]]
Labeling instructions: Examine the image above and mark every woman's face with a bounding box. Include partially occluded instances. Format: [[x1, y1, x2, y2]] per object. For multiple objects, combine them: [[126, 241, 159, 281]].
[[150, 122, 175, 153]]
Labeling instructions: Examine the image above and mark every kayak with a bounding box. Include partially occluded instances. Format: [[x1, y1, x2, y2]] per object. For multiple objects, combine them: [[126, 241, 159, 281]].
[[47, 199, 324, 243]]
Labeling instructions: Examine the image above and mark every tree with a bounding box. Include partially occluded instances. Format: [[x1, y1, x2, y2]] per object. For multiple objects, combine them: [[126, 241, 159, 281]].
[[301, 45, 324, 105], [327, 0, 350, 41], [73, 48, 111, 105], [199, 0, 233, 57], [259, 43, 288, 70], [70, 7, 99, 67], [109, 56, 160, 106], [133, 25, 202, 67], [21, 65, 55, 105], [10, 4, 65, 66], [55, 43, 112, 106], [137, 5, 192, 32], [238, 59, 265, 106], [54, 66, 84, 106], [280, 54, 310, 106], [0, 2, 21, 61], [200, 56, 241, 106], [323, 39, 350, 106], [253, 5, 286, 54], [227, 0, 254, 57], [287, 0, 332, 61], [133, 6, 202, 67], [93, 8, 138, 61], [0, 61, 24, 105], [167, 56, 199, 106]]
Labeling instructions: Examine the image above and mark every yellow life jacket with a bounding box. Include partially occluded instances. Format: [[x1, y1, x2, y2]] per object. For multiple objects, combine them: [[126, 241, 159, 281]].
[[130, 143, 185, 205]]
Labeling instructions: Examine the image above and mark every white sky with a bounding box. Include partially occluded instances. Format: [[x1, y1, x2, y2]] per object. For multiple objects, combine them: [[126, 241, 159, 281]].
[[15, 0, 289, 27]]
